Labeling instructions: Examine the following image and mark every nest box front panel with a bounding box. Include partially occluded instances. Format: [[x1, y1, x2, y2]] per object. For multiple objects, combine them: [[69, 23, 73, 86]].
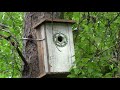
[[45, 23, 75, 73]]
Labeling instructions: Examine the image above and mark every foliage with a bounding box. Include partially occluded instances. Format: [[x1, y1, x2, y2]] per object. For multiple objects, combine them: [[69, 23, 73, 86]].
[[67, 12, 120, 78], [0, 12, 24, 78], [1, 12, 120, 78]]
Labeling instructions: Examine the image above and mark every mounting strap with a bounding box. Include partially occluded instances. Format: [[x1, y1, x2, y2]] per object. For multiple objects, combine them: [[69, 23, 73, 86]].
[[21, 38, 45, 41]]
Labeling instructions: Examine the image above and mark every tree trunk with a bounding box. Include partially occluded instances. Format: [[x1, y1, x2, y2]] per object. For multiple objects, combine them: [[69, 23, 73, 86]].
[[22, 12, 62, 78]]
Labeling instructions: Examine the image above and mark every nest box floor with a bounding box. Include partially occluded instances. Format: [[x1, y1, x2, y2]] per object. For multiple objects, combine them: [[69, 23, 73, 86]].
[[42, 73, 69, 78]]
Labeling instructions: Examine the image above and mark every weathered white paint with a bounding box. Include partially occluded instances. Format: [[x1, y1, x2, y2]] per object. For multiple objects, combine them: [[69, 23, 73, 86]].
[[41, 25, 49, 73], [68, 24, 75, 66], [36, 22, 75, 75], [44, 23, 75, 73]]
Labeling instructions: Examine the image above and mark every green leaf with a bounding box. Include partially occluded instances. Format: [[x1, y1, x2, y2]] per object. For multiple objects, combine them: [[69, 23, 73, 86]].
[[74, 68, 80, 75], [103, 73, 112, 78], [110, 64, 114, 70], [88, 68, 94, 73], [67, 74, 76, 78]]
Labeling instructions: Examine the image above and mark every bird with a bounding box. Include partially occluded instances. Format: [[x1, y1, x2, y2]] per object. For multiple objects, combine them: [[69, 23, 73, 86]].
[[0, 23, 8, 29]]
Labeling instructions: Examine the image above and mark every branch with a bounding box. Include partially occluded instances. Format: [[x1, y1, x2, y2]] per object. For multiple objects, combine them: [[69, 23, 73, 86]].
[[16, 47, 28, 66], [87, 12, 90, 25], [96, 40, 119, 56], [0, 34, 11, 40], [0, 23, 8, 29], [106, 12, 120, 28], [109, 12, 120, 25], [0, 34, 28, 67]]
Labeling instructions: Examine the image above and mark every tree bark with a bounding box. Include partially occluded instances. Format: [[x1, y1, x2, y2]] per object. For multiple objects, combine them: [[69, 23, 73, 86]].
[[22, 12, 62, 78]]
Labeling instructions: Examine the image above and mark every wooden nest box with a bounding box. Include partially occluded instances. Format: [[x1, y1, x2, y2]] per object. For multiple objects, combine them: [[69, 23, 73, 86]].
[[33, 18, 76, 78]]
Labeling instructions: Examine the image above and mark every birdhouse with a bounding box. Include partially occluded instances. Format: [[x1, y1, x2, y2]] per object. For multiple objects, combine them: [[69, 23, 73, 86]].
[[33, 18, 75, 78]]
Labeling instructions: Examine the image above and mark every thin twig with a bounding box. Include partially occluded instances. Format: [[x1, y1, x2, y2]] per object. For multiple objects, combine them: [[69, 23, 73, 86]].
[[11, 47, 15, 78], [106, 12, 120, 29], [97, 40, 119, 56], [79, 40, 119, 70], [109, 12, 120, 25]]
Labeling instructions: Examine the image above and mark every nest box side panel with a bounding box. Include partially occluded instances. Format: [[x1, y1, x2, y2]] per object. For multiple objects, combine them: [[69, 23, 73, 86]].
[[45, 23, 74, 73], [36, 25, 48, 77]]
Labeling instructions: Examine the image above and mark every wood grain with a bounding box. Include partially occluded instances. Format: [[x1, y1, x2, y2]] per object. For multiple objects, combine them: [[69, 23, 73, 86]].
[[45, 23, 75, 73], [36, 25, 46, 77]]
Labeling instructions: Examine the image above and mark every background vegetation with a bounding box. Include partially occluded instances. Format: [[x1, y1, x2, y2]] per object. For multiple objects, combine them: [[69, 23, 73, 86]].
[[0, 12, 120, 78], [0, 12, 23, 78]]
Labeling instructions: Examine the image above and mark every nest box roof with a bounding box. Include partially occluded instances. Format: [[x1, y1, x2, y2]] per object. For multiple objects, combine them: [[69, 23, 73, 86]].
[[33, 18, 76, 29]]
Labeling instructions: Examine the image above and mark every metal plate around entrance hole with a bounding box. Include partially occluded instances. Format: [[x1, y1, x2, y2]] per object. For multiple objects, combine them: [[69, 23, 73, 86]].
[[53, 32, 68, 47]]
